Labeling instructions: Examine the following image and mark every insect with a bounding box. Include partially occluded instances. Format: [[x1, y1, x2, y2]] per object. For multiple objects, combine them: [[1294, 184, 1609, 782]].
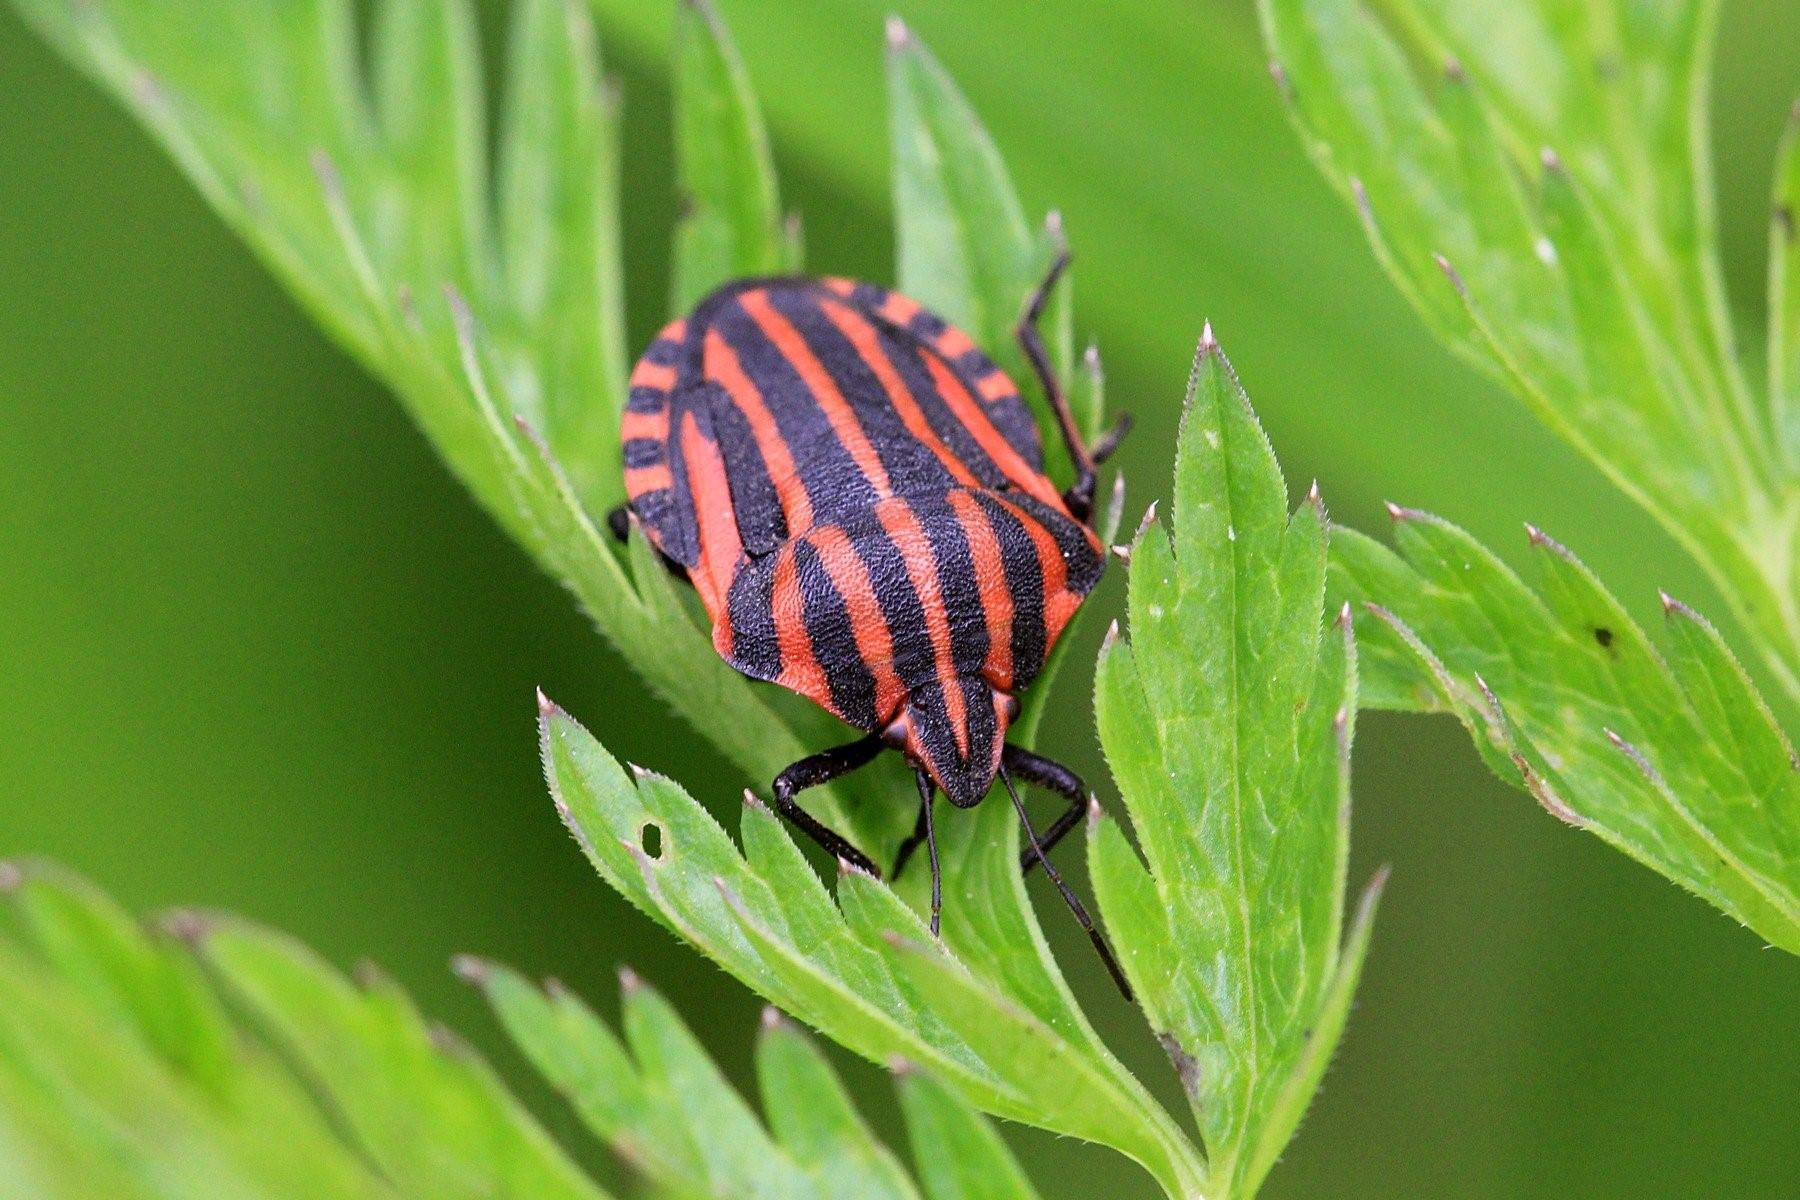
[[611, 254, 1132, 997]]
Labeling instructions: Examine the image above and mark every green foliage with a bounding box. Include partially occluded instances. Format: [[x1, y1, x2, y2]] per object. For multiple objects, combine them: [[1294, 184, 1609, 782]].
[[1261, 0, 1800, 943], [10, 1, 1379, 1195], [0, 861, 1040, 1200], [1260, 0, 1800, 703], [0, 860, 605, 1200], [1093, 335, 1384, 1197], [1331, 513, 1800, 952]]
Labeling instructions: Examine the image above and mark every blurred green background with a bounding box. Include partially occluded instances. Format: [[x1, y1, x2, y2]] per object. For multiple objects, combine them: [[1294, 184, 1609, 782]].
[[2, 1, 1797, 1195]]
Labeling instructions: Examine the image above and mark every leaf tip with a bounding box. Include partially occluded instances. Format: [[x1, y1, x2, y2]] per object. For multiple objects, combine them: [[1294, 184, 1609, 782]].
[[1539, 145, 1564, 175], [1443, 56, 1466, 84], [1043, 208, 1067, 249], [1109, 542, 1132, 565], [451, 953, 491, 986], [1101, 618, 1121, 652], [160, 907, 214, 946], [1135, 499, 1160, 538], [618, 964, 644, 996], [1334, 599, 1353, 630], [0, 860, 19, 895], [742, 787, 768, 812], [837, 855, 876, 880], [1198, 320, 1218, 354], [536, 687, 560, 720], [1658, 590, 1698, 621], [1432, 252, 1468, 297], [1268, 59, 1293, 99], [885, 14, 913, 51], [888, 1053, 918, 1076], [1085, 794, 1105, 832], [760, 1004, 787, 1032], [1384, 500, 1425, 523], [308, 147, 343, 199]]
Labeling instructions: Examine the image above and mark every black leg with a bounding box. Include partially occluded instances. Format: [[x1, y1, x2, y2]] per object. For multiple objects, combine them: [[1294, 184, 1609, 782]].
[[915, 769, 943, 937], [1091, 413, 1133, 466], [1015, 247, 1098, 523], [890, 796, 931, 880], [1003, 745, 1090, 876], [770, 735, 885, 876], [999, 763, 1133, 1002]]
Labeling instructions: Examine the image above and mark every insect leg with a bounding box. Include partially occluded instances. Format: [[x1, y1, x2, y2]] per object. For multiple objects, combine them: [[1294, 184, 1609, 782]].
[[1002, 744, 1090, 876], [915, 769, 944, 937], [1015, 244, 1097, 523], [770, 735, 885, 876], [890, 798, 931, 880], [1000, 764, 1134, 1002]]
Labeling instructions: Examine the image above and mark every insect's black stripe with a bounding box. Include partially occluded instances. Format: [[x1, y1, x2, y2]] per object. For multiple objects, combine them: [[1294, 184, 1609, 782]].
[[793, 537, 879, 728], [771, 287, 960, 499], [711, 295, 882, 524], [972, 491, 1048, 688], [641, 334, 686, 367], [870, 325, 1014, 492], [910, 495, 991, 678], [621, 438, 663, 469], [655, 390, 707, 567], [844, 513, 940, 696], [723, 541, 782, 682], [702, 381, 789, 557], [626, 385, 668, 415], [1010, 492, 1104, 597], [906, 309, 948, 340]]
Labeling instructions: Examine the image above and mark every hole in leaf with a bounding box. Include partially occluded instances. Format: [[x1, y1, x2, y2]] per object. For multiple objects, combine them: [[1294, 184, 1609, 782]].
[[1593, 626, 1614, 650], [641, 823, 663, 860]]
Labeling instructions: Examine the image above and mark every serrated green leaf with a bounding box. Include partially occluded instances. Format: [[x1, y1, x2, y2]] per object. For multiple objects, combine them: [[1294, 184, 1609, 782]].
[[1094, 335, 1378, 1197], [195, 920, 606, 1200], [895, 1068, 1043, 1200], [0, 862, 603, 1200], [1329, 510, 1800, 953], [537, 698, 1209, 1198], [3, 0, 900, 860], [672, 0, 785, 310], [1259, 0, 1800, 711], [885, 20, 1073, 475]]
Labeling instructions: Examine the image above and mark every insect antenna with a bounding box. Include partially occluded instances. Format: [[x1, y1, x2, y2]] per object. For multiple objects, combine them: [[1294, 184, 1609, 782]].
[[914, 768, 943, 937], [998, 763, 1134, 1002]]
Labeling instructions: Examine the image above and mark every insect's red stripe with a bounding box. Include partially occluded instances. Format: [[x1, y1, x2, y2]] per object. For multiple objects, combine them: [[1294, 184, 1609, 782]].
[[738, 290, 895, 498], [817, 299, 983, 490], [977, 372, 1016, 403], [623, 461, 673, 496], [918, 351, 1063, 510], [946, 491, 1015, 690], [769, 543, 836, 717], [677, 408, 741, 624], [878, 291, 921, 327], [704, 328, 815, 535], [933, 323, 976, 361], [874, 499, 967, 754], [991, 493, 1085, 650], [808, 524, 905, 721]]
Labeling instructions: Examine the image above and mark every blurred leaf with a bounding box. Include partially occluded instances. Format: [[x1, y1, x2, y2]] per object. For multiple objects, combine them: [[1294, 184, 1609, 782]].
[[894, 1068, 1043, 1200], [885, 18, 1073, 475], [1092, 333, 1383, 1197], [671, 0, 787, 310], [1259, 0, 1800, 712], [1330, 510, 1800, 954], [535, 696, 1209, 1199], [1773, 102, 1800, 470], [0, 861, 608, 1200], [4, 0, 888, 853]]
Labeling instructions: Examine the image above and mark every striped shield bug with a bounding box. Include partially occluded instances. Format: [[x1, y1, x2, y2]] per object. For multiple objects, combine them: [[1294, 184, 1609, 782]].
[[610, 252, 1133, 997]]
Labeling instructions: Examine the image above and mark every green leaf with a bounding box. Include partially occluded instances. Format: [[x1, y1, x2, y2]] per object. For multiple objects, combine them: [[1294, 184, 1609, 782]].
[[468, 957, 1044, 1200], [895, 1067, 1043, 1200], [1259, 0, 1800, 711], [672, 0, 787, 310], [1773, 101, 1800, 470], [1329, 511, 1800, 954], [0, 861, 608, 1200], [3, 0, 902, 855], [885, 19, 1073, 475], [1093, 333, 1381, 1197], [536, 696, 1209, 1199]]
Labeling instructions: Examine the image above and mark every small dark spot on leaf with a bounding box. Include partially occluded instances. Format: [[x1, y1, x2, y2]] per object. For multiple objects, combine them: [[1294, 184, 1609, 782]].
[[641, 823, 663, 860], [1594, 52, 1621, 81], [1156, 1032, 1202, 1097], [1593, 626, 1614, 649], [1777, 204, 1796, 243], [676, 191, 697, 222]]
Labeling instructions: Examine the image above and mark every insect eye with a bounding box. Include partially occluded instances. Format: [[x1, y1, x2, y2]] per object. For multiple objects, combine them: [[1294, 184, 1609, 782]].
[[997, 692, 1020, 722]]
